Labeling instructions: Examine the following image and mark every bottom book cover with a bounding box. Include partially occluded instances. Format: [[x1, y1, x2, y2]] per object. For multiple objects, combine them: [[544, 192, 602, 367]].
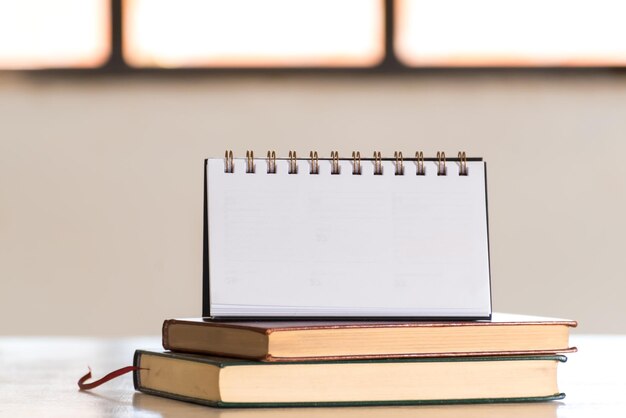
[[133, 391, 562, 417], [133, 350, 566, 408]]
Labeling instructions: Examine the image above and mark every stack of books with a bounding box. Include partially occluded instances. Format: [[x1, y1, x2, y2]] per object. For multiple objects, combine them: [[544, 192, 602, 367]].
[[133, 313, 576, 407], [129, 155, 577, 407]]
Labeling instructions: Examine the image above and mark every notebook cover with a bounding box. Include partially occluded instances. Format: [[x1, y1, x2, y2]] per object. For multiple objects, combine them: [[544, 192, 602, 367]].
[[134, 350, 566, 408], [202, 158, 492, 320]]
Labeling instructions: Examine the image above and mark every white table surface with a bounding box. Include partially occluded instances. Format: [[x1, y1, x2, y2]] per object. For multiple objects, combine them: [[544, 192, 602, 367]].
[[0, 335, 621, 418]]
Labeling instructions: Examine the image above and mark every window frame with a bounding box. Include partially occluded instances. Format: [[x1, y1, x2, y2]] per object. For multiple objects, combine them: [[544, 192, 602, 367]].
[[7, 0, 626, 74]]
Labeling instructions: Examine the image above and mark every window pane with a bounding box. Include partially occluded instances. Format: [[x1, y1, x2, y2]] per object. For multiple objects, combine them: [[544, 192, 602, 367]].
[[395, 0, 626, 66], [0, 0, 110, 69], [123, 0, 384, 68]]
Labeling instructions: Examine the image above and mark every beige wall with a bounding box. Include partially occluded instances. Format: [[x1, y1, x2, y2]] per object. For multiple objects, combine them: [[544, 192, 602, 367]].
[[1, 73, 625, 335]]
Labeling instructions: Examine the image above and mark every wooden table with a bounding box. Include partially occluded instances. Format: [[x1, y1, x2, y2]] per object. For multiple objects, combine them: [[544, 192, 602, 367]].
[[0, 335, 621, 417]]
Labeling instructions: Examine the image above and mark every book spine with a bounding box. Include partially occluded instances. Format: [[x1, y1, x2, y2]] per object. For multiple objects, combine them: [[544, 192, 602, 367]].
[[132, 350, 142, 391], [162, 320, 171, 350]]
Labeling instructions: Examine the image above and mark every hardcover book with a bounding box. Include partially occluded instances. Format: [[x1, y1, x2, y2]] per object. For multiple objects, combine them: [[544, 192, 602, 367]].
[[133, 394, 561, 418], [162, 313, 577, 361], [134, 350, 566, 407]]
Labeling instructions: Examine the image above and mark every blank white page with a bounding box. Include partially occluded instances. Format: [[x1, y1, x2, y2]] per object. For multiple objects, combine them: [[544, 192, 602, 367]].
[[206, 157, 491, 318]]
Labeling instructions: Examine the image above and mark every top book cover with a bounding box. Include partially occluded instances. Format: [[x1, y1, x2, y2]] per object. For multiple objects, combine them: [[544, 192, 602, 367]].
[[162, 313, 577, 362], [203, 152, 491, 319]]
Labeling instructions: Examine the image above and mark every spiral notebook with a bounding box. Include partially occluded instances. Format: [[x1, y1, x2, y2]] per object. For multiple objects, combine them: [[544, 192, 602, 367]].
[[203, 151, 491, 319]]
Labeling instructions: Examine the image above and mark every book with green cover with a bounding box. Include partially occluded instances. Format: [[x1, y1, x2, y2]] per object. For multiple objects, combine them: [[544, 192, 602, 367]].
[[134, 392, 562, 417], [133, 350, 566, 408]]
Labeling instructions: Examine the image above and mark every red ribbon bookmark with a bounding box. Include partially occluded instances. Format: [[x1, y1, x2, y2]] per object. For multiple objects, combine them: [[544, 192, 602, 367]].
[[78, 366, 145, 390]]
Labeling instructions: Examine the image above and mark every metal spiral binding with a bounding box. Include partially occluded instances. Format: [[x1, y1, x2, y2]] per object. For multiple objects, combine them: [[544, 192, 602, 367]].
[[288, 151, 298, 174], [224, 151, 470, 176], [266, 150, 276, 174], [310, 151, 319, 174], [394, 151, 404, 175], [330, 151, 340, 174], [373, 151, 382, 175], [436, 151, 446, 176], [246, 150, 255, 173], [352, 151, 361, 175], [415, 151, 425, 175], [224, 150, 234, 173], [458, 151, 467, 176]]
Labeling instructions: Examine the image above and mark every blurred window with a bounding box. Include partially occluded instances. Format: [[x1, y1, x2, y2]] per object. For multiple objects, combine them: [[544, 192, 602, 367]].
[[0, 0, 110, 69], [123, 0, 385, 68], [395, 0, 626, 66], [2, 0, 626, 70]]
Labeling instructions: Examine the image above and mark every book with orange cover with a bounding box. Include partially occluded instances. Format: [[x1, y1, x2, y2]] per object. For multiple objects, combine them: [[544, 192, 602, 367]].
[[162, 313, 577, 362]]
